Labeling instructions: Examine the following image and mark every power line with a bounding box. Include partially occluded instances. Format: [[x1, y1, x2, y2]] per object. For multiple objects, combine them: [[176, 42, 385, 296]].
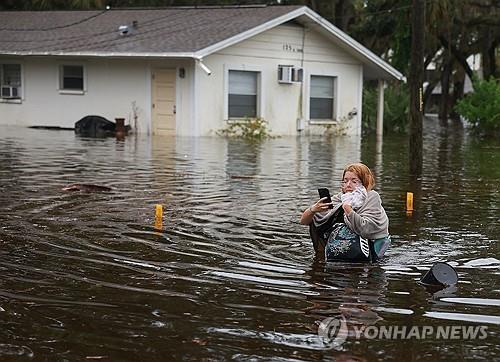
[[0, 9, 184, 44], [3, 9, 244, 53], [0, 9, 108, 31]]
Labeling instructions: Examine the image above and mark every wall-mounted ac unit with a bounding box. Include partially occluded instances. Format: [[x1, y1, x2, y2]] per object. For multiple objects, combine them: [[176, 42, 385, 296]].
[[1, 86, 20, 98], [278, 65, 303, 84]]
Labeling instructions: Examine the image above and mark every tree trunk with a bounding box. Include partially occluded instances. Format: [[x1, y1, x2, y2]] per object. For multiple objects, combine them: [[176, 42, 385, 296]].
[[309, 0, 318, 12], [482, 30, 499, 79], [409, 0, 425, 176], [334, 0, 347, 31], [438, 35, 474, 80], [450, 67, 466, 121], [439, 53, 452, 126]]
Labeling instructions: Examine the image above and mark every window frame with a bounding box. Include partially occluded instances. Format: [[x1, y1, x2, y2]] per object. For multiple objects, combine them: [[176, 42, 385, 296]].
[[307, 74, 338, 124], [0, 62, 23, 103], [223, 64, 264, 122], [58, 64, 86, 95]]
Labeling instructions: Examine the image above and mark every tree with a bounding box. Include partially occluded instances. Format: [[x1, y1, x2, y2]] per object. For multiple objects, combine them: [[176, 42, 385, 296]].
[[409, 0, 425, 176]]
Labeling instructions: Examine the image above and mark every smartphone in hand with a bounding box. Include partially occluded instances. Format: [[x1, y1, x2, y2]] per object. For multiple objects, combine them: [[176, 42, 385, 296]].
[[318, 188, 333, 209]]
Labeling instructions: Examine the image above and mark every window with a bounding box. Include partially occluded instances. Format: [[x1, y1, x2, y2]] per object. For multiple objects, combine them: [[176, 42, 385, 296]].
[[0, 64, 22, 99], [310, 75, 336, 119], [60, 65, 84, 91], [228, 70, 258, 118]]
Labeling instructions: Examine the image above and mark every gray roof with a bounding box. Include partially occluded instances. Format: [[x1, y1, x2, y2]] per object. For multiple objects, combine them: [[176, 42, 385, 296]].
[[0, 6, 302, 54], [0, 5, 404, 80]]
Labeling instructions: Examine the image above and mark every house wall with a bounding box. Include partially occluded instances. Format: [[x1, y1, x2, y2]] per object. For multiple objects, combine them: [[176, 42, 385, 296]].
[[1, 24, 364, 137], [0, 56, 194, 134], [195, 23, 363, 136]]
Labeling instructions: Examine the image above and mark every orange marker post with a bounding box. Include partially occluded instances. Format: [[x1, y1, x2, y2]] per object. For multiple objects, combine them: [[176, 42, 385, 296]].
[[406, 192, 414, 212], [155, 204, 163, 230]]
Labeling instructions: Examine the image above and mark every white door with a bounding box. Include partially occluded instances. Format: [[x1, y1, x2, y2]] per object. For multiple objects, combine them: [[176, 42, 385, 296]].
[[152, 69, 176, 135]]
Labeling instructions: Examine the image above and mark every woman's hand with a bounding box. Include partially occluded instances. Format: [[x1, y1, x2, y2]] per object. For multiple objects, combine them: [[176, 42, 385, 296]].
[[300, 197, 332, 225], [310, 197, 333, 213], [342, 202, 353, 215]]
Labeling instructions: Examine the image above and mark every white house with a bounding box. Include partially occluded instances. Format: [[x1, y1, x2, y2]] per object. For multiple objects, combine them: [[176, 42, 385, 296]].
[[0, 5, 403, 136]]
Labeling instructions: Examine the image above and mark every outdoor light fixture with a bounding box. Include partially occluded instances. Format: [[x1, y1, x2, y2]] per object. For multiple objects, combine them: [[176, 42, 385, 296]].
[[179, 68, 185, 78]]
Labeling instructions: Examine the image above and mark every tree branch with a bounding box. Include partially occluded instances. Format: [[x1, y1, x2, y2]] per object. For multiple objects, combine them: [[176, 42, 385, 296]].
[[438, 35, 474, 79]]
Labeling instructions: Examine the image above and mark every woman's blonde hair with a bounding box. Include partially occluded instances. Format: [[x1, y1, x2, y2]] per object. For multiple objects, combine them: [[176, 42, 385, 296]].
[[343, 162, 375, 191]]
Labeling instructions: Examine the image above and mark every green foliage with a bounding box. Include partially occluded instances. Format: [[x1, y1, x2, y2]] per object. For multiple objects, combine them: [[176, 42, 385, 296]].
[[455, 77, 500, 136], [217, 117, 274, 141], [362, 82, 409, 134]]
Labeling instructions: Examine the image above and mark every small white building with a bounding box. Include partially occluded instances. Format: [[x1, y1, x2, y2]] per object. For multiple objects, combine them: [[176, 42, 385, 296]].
[[0, 5, 403, 136]]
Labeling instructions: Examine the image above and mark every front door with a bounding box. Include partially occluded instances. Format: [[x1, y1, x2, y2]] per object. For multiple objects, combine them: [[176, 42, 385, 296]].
[[151, 69, 176, 135]]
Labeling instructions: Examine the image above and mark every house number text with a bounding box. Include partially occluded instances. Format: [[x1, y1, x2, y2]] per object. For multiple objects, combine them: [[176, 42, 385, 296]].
[[282, 43, 303, 52]]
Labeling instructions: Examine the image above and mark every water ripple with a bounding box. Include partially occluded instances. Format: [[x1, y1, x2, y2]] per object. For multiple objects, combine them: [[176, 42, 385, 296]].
[[0, 125, 499, 360]]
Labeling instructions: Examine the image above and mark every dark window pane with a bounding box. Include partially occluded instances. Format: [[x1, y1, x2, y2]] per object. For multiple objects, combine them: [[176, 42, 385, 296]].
[[310, 98, 333, 119], [62, 66, 83, 90], [63, 77, 83, 90], [2, 64, 21, 86], [64, 66, 83, 78], [229, 94, 256, 118]]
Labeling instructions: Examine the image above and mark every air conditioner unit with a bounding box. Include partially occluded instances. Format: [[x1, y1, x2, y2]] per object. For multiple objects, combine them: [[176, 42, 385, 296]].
[[1, 86, 20, 98], [278, 65, 293, 83], [278, 65, 303, 84], [292, 67, 303, 82]]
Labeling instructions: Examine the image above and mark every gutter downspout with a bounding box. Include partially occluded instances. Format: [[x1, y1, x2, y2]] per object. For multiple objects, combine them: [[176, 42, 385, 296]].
[[195, 57, 212, 76]]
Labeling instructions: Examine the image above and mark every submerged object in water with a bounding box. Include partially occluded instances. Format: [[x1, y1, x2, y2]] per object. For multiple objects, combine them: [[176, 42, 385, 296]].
[[74, 115, 115, 137], [74, 115, 130, 137], [61, 183, 112, 192], [420, 262, 458, 287]]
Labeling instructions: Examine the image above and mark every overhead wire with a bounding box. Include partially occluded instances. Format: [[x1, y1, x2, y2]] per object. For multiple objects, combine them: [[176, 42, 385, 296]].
[[0, 9, 109, 31], [0, 2, 436, 53], [0, 6, 283, 52], [8, 9, 248, 53], [0, 9, 188, 44]]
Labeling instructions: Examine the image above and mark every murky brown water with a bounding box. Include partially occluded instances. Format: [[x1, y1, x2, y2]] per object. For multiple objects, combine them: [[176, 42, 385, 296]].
[[0, 120, 499, 360]]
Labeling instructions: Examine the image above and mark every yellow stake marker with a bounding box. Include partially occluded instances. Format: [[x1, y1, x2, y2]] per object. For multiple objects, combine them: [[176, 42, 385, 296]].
[[406, 192, 414, 212], [155, 204, 163, 230]]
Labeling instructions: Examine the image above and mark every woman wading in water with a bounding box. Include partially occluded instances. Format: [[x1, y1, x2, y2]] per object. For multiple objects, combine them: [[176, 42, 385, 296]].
[[300, 163, 390, 262]]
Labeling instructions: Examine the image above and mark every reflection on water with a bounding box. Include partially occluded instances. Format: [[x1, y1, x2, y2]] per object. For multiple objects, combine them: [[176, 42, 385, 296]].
[[0, 121, 499, 360]]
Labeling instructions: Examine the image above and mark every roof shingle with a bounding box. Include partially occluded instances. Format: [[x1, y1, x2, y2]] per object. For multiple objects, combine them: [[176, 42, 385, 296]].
[[0, 6, 303, 54]]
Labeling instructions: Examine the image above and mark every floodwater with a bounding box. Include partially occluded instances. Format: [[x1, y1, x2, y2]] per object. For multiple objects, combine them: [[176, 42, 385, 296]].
[[0, 120, 498, 360]]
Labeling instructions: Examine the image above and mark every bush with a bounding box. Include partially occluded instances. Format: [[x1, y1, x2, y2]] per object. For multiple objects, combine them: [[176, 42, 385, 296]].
[[455, 77, 500, 136], [362, 82, 409, 134], [217, 117, 274, 141]]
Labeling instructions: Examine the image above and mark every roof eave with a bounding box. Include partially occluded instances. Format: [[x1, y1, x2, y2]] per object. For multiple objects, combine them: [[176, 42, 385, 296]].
[[0, 51, 196, 58], [194, 6, 404, 82]]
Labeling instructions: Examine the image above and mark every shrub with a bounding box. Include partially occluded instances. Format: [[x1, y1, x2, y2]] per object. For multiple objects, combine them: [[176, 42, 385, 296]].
[[217, 117, 274, 141], [455, 77, 500, 136], [362, 82, 409, 134]]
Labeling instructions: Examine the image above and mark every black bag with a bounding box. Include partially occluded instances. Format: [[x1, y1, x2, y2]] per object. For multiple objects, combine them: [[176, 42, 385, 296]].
[[309, 207, 344, 257], [325, 223, 377, 263]]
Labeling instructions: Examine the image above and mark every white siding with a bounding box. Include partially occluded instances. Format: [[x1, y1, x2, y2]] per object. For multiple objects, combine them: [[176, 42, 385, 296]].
[[1, 22, 366, 137], [0, 57, 194, 135], [196, 23, 363, 136]]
